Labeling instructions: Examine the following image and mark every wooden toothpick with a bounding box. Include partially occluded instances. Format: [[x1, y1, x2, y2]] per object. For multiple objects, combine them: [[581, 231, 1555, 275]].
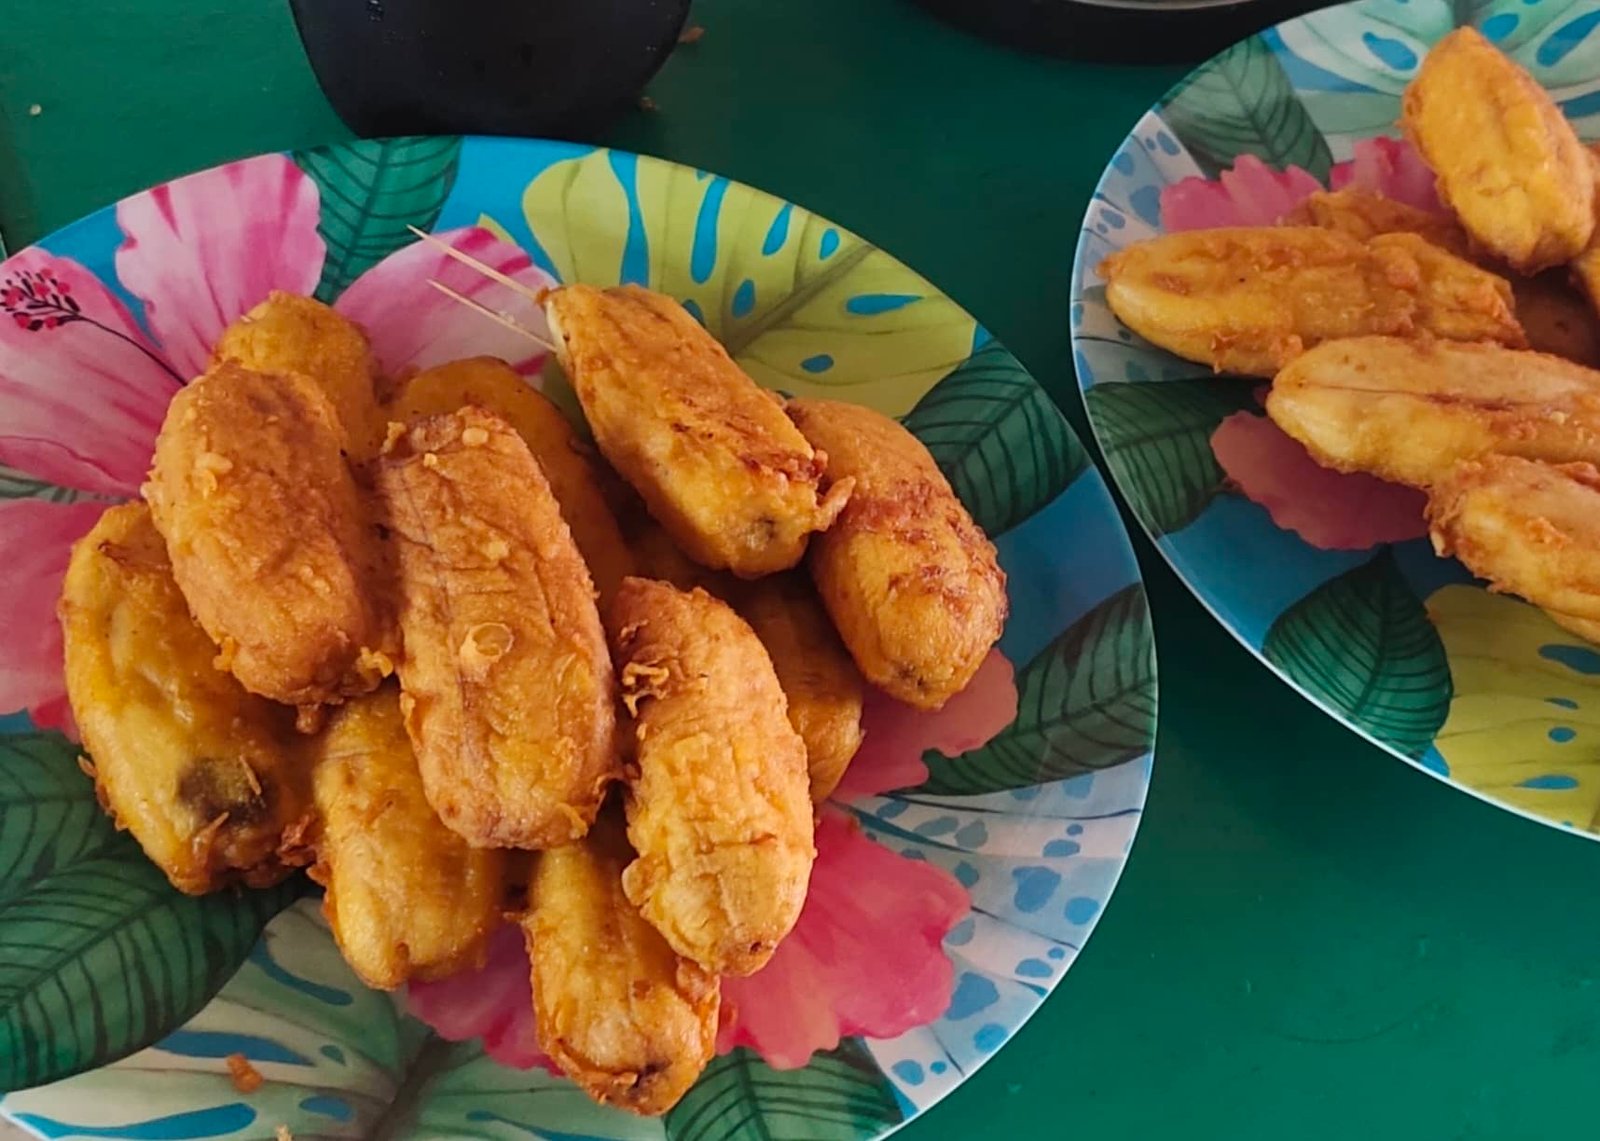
[[407, 224, 552, 311], [425, 279, 555, 350]]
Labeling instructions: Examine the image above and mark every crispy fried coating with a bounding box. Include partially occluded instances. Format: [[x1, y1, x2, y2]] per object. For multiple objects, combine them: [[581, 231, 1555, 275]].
[[546, 284, 851, 577], [1402, 27, 1594, 273], [608, 577, 815, 976], [1098, 226, 1524, 376], [525, 809, 719, 1116], [1286, 186, 1600, 363], [59, 503, 311, 896], [309, 686, 506, 990], [1429, 455, 1600, 638], [1513, 273, 1600, 367], [623, 522, 862, 794], [1266, 336, 1600, 488], [144, 362, 391, 708], [212, 292, 386, 460], [729, 574, 865, 802], [386, 357, 633, 604], [787, 398, 1007, 710], [1284, 188, 1472, 256], [377, 407, 619, 849]]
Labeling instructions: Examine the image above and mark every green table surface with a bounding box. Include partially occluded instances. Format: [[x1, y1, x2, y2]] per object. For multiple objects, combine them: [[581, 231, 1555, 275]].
[[6, 2, 1600, 1138]]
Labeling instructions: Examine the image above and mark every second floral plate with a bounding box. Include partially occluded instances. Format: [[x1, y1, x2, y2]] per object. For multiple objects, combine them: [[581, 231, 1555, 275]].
[[1072, 0, 1600, 837]]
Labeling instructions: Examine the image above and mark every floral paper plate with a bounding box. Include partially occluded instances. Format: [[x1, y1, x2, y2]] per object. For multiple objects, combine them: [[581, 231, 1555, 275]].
[[0, 137, 1156, 1140], [1072, 0, 1600, 836]]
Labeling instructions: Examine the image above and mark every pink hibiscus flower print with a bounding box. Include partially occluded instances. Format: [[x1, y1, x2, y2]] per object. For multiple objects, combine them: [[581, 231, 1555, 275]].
[[1155, 136, 1439, 551], [0, 153, 556, 728], [406, 650, 1018, 1074]]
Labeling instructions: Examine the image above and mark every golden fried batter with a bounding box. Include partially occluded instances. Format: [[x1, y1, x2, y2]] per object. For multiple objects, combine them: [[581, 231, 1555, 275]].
[[1286, 186, 1600, 365], [377, 408, 619, 849], [1098, 226, 1524, 376], [1429, 455, 1600, 640], [59, 503, 311, 896], [1284, 188, 1472, 256], [1513, 273, 1600, 367], [309, 686, 506, 990], [729, 574, 865, 802], [386, 356, 633, 605], [787, 398, 1007, 710], [524, 809, 719, 1116], [212, 292, 386, 461], [1266, 336, 1600, 488], [1403, 27, 1594, 273], [144, 362, 391, 708], [546, 284, 851, 577], [608, 577, 815, 976], [622, 522, 861, 794]]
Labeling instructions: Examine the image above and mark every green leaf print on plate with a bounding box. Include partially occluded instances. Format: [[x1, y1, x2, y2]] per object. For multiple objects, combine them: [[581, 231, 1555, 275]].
[[0, 731, 300, 1090], [902, 342, 1090, 535], [665, 1042, 903, 1141], [515, 149, 977, 414], [1268, 0, 1453, 139], [1428, 585, 1600, 828], [398, 1041, 668, 1141], [1263, 552, 1451, 758], [920, 584, 1157, 795], [3, 904, 903, 1141], [4, 904, 426, 1139], [296, 137, 464, 301], [0, 464, 99, 503], [1161, 36, 1334, 180], [1083, 377, 1258, 536]]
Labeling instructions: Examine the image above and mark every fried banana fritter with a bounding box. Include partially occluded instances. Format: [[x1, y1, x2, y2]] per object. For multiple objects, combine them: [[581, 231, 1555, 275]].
[[1402, 27, 1594, 273], [787, 398, 1007, 710], [212, 292, 386, 461], [144, 362, 391, 708], [1098, 226, 1524, 376], [377, 408, 619, 849], [309, 687, 506, 990], [1266, 336, 1600, 488], [608, 577, 815, 976], [1429, 455, 1600, 640], [1513, 273, 1600, 367], [1282, 187, 1596, 362], [59, 503, 311, 896], [525, 810, 719, 1116], [623, 522, 863, 794], [386, 356, 633, 604], [1284, 188, 1472, 256], [546, 284, 851, 577], [729, 574, 865, 802]]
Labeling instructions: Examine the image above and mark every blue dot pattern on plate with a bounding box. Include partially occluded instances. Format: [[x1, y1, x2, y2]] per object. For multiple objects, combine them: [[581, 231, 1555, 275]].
[[1540, 645, 1600, 674], [731, 278, 757, 318]]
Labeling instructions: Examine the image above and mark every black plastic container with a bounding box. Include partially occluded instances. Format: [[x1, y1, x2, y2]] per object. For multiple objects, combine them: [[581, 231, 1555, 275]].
[[912, 0, 1334, 65], [289, 0, 692, 139]]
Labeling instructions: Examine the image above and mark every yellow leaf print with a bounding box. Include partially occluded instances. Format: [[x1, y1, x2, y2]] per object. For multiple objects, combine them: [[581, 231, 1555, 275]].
[[517, 149, 976, 414], [1428, 584, 1600, 830]]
